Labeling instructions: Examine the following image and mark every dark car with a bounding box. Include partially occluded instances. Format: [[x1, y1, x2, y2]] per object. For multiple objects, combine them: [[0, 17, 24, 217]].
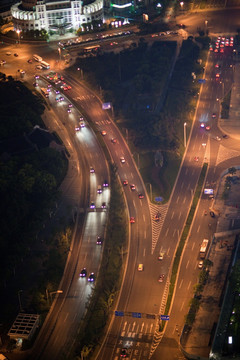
[[120, 348, 128, 358], [96, 236, 103, 245], [88, 273, 95, 282], [111, 138, 117, 144], [222, 134, 228, 139], [101, 202, 107, 209], [123, 180, 128, 186], [103, 179, 109, 187], [130, 184, 136, 191], [14, 53, 18, 57], [90, 166, 95, 173], [210, 211, 215, 218], [80, 268, 87, 277], [90, 202, 96, 209], [27, 59, 32, 63], [138, 193, 144, 199]]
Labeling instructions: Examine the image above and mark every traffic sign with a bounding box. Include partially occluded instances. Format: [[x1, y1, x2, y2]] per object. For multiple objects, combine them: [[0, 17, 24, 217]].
[[198, 79, 206, 84], [160, 315, 170, 321], [204, 188, 214, 195], [132, 312, 142, 318], [102, 102, 111, 110], [146, 314, 156, 319], [115, 311, 124, 317], [155, 197, 163, 202]]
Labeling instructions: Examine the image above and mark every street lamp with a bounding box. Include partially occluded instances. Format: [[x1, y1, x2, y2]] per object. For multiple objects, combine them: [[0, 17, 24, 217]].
[[18, 290, 23, 312], [180, 1, 184, 10], [184, 122, 187, 148], [133, 152, 140, 169], [146, 183, 152, 202], [46, 290, 63, 304], [16, 29, 21, 45]]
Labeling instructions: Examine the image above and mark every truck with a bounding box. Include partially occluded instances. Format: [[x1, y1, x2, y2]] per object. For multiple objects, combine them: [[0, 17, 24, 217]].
[[199, 239, 209, 259]]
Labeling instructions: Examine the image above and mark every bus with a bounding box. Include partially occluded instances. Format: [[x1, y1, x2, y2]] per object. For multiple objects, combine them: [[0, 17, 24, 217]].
[[80, 45, 101, 56], [33, 54, 43, 62], [40, 88, 49, 98], [41, 61, 50, 70], [199, 239, 209, 259]]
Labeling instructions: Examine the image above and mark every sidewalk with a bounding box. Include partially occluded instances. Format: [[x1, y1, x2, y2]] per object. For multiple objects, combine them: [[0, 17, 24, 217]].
[[181, 171, 240, 359], [219, 62, 240, 140]]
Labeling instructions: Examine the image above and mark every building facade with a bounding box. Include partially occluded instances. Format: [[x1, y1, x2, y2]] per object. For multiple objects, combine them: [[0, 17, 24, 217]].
[[11, 0, 104, 33]]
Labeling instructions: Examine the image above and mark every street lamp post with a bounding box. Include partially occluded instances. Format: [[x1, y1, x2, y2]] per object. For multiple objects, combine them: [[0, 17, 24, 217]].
[[18, 290, 23, 312], [133, 152, 140, 169], [49, 290, 63, 304], [180, 1, 184, 11], [184, 122, 187, 148], [146, 183, 152, 202], [16, 29, 21, 45]]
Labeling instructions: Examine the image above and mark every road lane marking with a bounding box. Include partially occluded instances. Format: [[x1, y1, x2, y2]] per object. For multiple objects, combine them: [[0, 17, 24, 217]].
[[179, 212, 182, 219], [181, 182, 184, 189], [176, 196, 179, 204], [171, 211, 175, 219], [187, 281, 191, 290], [143, 248, 146, 257], [186, 260, 189, 269], [167, 247, 170, 255], [173, 229, 176, 237], [165, 228, 169, 236], [180, 301, 185, 311], [197, 225, 200, 233], [144, 230, 146, 238], [123, 321, 127, 331], [133, 200, 136, 209], [183, 197, 186, 204], [64, 313, 69, 323], [143, 214, 146, 222], [179, 279, 183, 289], [192, 242, 195, 251]]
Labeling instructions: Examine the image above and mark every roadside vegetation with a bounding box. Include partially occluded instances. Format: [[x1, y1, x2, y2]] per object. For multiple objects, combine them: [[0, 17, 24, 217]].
[[0, 77, 68, 341], [73, 35, 210, 202]]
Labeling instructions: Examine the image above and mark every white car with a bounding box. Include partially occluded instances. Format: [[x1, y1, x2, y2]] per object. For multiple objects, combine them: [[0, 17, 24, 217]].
[[138, 264, 144, 271], [198, 261, 203, 269], [215, 136, 221, 141], [120, 157, 126, 163]]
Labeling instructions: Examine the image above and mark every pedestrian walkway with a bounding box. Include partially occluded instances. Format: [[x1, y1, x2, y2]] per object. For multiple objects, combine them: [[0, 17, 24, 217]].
[[219, 62, 240, 140]]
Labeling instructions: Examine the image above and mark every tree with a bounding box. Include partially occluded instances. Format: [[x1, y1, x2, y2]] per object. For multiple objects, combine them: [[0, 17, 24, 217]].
[[228, 167, 237, 176]]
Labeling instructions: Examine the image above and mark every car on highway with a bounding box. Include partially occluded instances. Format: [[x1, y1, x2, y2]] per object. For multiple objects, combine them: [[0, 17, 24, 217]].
[[80, 268, 87, 277], [101, 130, 107, 136], [111, 138, 117, 143], [14, 53, 19, 57], [222, 134, 228, 139], [88, 273, 95, 282], [97, 185, 102, 194], [123, 180, 128, 186], [90, 202, 96, 209], [96, 236, 103, 245], [120, 348, 128, 358], [158, 252, 164, 260], [35, 74, 40, 79], [27, 59, 32, 63], [68, 103, 73, 108], [210, 211, 215, 218], [103, 179, 108, 187], [205, 125, 211, 131], [130, 217, 135, 224], [198, 261, 203, 269], [158, 274, 165, 283], [80, 121, 85, 128], [138, 264, 144, 271], [101, 202, 107, 209], [194, 156, 199, 162], [67, 108, 71, 113], [215, 136, 221, 141], [120, 157, 126, 164], [33, 82, 38, 87], [35, 65, 42, 70], [212, 113, 216, 118], [130, 184, 136, 191], [90, 166, 95, 173], [54, 89, 60, 94], [6, 52, 11, 56], [200, 123, 205, 128], [138, 193, 144, 199], [0, 60, 6, 66], [153, 213, 160, 221]]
